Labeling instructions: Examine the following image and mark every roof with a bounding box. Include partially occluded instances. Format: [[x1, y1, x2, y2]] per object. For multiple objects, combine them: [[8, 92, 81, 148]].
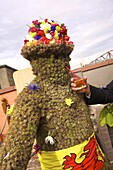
[[73, 58, 113, 73], [73, 50, 113, 73], [0, 86, 17, 94], [0, 65, 17, 71]]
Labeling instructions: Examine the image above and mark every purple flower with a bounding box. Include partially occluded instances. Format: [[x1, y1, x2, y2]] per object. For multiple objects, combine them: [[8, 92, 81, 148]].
[[51, 25, 56, 31], [34, 35, 41, 40], [28, 83, 40, 91], [33, 144, 40, 154]]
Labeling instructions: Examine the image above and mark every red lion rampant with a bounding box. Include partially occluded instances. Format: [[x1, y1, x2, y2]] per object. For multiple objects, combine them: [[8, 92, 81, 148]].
[[62, 136, 104, 170]]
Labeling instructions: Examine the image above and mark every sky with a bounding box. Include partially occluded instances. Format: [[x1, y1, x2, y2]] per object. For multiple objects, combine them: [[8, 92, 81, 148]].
[[0, 0, 113, 70]]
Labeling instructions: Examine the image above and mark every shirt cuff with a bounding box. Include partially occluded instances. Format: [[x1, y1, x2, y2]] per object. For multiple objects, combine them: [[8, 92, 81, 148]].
[[85, 92, 91, 99]]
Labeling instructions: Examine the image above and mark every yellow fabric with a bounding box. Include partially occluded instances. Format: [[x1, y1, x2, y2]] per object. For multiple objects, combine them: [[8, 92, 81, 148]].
[[38, 133, 105, 170]]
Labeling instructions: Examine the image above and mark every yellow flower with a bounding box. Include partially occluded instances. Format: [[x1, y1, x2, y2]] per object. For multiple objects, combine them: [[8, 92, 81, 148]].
[[32, 40, 37, 45], [7, 104, 14, 116], [29, 32, 36, 38], [65, 98, 74, 107], [56, 26, 61, 32], [30, 24, 35, 27]]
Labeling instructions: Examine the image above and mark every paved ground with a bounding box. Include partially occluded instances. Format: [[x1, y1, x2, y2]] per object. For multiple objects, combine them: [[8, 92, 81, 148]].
[[27, 155, 41, 170]]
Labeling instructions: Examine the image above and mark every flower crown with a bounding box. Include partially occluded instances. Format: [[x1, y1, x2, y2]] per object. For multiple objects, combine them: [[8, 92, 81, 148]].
[[23, 18, 74, 47]]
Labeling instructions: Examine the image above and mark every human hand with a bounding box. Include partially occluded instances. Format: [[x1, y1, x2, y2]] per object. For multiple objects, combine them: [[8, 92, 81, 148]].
[[71, 77, 91, 96]]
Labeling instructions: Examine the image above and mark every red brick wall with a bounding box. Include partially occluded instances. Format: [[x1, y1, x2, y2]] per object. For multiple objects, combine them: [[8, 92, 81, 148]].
[[0, 86, 17, 140]]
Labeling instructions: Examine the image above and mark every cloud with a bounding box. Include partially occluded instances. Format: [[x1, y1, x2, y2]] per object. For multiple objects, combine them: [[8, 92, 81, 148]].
[[0, 0, 113, 70]]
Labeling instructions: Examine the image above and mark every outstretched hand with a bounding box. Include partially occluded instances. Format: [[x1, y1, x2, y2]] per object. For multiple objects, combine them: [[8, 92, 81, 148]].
[[71, 77, 91, 96]]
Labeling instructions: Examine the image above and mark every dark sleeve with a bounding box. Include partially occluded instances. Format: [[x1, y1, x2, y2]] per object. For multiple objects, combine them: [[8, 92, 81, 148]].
[[84, 81, 113, 105]]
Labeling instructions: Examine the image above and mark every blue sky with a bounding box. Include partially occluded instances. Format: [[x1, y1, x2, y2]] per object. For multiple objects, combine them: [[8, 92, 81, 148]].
[[0, 0, 113, 70]]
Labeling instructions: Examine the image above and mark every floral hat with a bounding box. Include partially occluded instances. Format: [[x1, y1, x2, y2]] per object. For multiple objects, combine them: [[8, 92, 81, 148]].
[[23, 18, 74, 47]]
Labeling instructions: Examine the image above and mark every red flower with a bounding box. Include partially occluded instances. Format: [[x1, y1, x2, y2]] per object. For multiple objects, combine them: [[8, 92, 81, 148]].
[[24, 39, 29, 44], [60, 25, 67, 35], [55, 39, 62, 43], [41, 37, 50, 44], [30, 27, 37, 32], [44, 19, 48, 22], [45, 39, 50, 44], [32, 20, 39, 25], [68, 41, 74, 45], [54, 23, 59, 26], [64, 36, 70, 41], [36, 30, 45, 36]]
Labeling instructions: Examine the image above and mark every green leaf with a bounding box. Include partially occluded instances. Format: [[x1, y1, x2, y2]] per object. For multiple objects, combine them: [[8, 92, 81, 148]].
[[99, 104, 113, 127], [106, 112, 113, 127], [99, 107, 108, 126]]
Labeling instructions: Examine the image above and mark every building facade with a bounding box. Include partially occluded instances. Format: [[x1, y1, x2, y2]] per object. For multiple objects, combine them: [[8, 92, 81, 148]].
[[0, 65, 17, 143], [0, 65, 17, 89]]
